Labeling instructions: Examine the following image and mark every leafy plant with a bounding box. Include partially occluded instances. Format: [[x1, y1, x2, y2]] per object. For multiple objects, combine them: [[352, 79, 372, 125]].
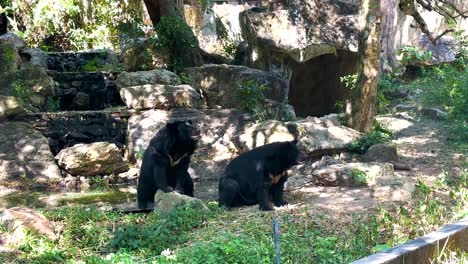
[[397, 46, 433, 65], [155, 15, 199, 72], [340, 73, 358, 90], [347, 122, 393, 154]]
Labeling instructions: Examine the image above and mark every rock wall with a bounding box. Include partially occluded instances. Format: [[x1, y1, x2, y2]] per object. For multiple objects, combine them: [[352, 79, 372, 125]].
[[20, 110, 129, 155]]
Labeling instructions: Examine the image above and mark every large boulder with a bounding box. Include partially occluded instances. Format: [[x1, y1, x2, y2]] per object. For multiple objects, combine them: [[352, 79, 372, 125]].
[[183, 64, 288, 109], [0, 207, 56, 243], [120, 84, 206, 110], [154, 191, 209, 213], [0, 32, 26, 50], [0, 122, 62, 185], [115, 69, 181, 90], [127, 108, 252, 180], [239, 2, 358, 67], [234, 116, 361, 156], [55, 142, 129, 176], [0, 95, 25, 119]]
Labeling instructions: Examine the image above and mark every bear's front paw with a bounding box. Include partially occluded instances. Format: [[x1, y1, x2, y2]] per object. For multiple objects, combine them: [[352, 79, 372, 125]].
[[161, 186, 174, 192], [259, 205, 274, 211], [274, 200, 288, 207]]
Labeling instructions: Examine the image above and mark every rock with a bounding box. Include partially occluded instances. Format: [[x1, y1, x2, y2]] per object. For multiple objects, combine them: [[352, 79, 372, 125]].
[[393, 104, 448, 120], [421, 107, 448, 120], [212, 4, 246, 43], [183, 64, 288, 109], [362, 143, 399, 163], [119, 84, 206, 110], [119, 39, 169, 71], [0, 32, 26, 49], [115, 69, 181, 90], [55, 142, 129, 176], [0, 122, 62, 184], [233, 120, 295, 152], [0, 207, 56, 243], [72, 92, 90, 109], [127, 108, 252, 180], [154, 191, 209, 213], [312, 162, 394, 187], [233, 116, 361, 156], [239, 3, 357, 67], [0, 96, 25, 119], [414, 35, 457, 64], [117, 167, 139, 183], [0, 41, 19, 74], [19, 48, 49, 68], [19, 66, 55, 96], [286, 155, 341, 190]]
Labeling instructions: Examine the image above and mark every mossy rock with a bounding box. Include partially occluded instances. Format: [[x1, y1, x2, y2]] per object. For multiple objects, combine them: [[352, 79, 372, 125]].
[[0, 42, 19, 74]]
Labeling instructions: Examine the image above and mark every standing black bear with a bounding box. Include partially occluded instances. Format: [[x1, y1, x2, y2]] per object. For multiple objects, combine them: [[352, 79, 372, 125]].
[[219, 139, 306, 211], [137, 120, 200, 209]]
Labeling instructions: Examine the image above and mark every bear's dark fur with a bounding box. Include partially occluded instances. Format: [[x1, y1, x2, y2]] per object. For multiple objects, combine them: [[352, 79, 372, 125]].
[[218, 139, 306, 211], [137, 120, 200, 209]]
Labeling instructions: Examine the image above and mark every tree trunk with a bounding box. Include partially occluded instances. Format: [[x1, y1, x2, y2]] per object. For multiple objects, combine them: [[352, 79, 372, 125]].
[[346, 0, 382, 132], [143, 0, 183, 26], [380, 0, 399, 70], [142, 0, 202, 70]]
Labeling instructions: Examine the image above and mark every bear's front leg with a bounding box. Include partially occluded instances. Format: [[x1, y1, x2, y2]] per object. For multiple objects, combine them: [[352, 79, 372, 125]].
[[174, 161, 191, 195], [257, 182, 274, 211], [153, 166, 173, 192]]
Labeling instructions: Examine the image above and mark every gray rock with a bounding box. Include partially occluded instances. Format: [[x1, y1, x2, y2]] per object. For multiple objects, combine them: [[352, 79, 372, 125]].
[[19, 48, 49, 68], [55, 142, 129, 176], [0, 96, 25, 119], [239, 3, 357, 67], [127, 108, 252, 180], [116, 69, 181, 89], [393, 104, 448, 120], [154, 191, 209, 213], [120, 84, 206, 110], [0, 32, 26, 49], [0, 207, 56, 243], [72, 92, 90, 109], [0, 122, 62, 184], [183, 64, 288, 109], [233, 116, 361, 156], [362, 143, 399, 163], [312, 162, 394, 187], [286, 156, 341, 190]]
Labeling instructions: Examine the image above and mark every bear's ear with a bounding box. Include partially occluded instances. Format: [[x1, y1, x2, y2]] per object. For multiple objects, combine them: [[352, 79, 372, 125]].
[[186, 119, 193, 125]]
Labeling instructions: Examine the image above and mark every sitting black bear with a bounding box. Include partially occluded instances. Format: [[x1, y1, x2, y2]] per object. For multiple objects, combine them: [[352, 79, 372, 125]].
[[137, 120, 200, 209], [218, 139, 306, 211]]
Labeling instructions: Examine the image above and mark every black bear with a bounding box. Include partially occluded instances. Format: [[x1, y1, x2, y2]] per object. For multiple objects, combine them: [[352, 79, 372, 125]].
[[137, 120, 200, 209], [218, 139, 306, 211]]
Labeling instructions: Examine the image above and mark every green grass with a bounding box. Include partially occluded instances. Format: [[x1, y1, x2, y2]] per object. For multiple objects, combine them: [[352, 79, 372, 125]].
[[3, 169, 465, 264]]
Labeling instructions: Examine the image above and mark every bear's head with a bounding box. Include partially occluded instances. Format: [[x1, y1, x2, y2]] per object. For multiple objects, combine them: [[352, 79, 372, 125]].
[[282, 139, 306, 166], [166, 120, 200, 144]]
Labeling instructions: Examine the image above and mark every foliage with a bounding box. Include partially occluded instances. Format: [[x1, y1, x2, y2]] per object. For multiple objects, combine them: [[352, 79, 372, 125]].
[[2, 0, 145, 51], [397, 46, 433, 65], [155, 15, 199, 72], [347, 122, 392, 154], [235, 79, 293, 122], [341, 73, 389, 113], [12, 81, 32, 100]]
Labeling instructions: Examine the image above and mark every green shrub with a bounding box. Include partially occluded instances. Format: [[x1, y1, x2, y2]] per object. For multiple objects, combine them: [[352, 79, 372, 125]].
[[347, 122, 392, 154]]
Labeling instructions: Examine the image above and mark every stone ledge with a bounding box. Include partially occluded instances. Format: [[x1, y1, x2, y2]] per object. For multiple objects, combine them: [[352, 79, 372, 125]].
[[351, 217, 468, 264]]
